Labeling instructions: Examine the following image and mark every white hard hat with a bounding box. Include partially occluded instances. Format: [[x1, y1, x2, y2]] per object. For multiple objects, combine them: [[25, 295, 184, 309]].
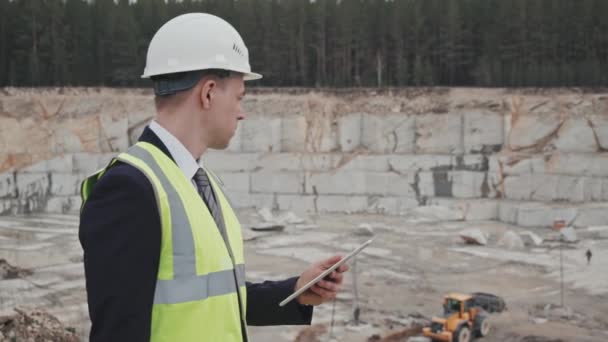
[[142, 13, 262, 81]]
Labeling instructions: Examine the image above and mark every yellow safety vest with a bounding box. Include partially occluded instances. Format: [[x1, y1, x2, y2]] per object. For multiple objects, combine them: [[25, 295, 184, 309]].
[[81, 142, 248, 342]]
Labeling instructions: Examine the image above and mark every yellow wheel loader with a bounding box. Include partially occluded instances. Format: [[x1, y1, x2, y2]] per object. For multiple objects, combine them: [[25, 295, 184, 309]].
[[422, 293, 491, 342]]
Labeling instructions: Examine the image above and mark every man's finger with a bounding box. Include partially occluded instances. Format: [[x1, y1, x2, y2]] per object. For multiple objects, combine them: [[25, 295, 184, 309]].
[[316, 280, 338, 292], [319, 255, 342, 269], [337, 264, 349, 273], [310, 284, 336, 299], [328, 272, 344, 284]]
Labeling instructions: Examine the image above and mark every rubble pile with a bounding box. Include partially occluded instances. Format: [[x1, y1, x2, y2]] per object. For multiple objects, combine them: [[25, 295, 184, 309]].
[[0, 259, 32, 279], [0, 309, 78, 342]]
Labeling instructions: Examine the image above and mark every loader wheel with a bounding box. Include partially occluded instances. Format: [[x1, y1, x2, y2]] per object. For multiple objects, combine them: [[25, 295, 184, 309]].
[[474, 315, 490, 337], [454, 325, 471, 342]]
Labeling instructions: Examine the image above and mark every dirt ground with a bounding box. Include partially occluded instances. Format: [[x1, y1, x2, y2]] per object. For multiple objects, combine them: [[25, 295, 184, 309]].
[[0, 210, 607, 342], [242, 210, 608, 342]]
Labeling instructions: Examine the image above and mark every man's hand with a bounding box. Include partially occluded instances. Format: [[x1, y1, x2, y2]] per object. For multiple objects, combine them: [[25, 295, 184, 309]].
[[295, 255, 349, 306]]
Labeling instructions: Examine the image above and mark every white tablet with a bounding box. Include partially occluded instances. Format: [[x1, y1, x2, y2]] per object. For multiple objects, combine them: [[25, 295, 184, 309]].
[[279, 237, 375, 307]]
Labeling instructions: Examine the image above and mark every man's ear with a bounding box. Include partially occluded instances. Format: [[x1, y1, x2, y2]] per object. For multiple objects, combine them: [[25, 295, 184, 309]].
[[199, 78, 216, 110]]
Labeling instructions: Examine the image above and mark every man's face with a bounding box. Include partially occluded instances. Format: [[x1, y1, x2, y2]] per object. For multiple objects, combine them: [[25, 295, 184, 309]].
[[205, 74, 246, 149]]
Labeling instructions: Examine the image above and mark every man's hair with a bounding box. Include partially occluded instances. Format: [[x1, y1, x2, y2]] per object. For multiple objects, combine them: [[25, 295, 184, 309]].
[[151, 69, 232, 97]]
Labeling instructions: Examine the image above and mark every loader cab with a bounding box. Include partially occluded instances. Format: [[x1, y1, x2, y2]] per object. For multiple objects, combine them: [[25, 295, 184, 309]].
[[443, 298, 462, 315], [443, 293, 473, 317]]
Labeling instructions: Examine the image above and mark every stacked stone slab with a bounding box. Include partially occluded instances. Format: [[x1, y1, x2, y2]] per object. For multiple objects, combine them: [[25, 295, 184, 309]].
[[1, 88, 607, 228]]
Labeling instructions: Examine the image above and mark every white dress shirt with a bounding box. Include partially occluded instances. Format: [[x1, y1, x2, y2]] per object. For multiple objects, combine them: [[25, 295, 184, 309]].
[[149, 120, 201, 189]]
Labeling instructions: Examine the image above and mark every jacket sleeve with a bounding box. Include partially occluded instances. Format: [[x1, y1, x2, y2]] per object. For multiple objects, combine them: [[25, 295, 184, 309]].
[[79, 163, 161, 342], [246, 277, 313, 326]]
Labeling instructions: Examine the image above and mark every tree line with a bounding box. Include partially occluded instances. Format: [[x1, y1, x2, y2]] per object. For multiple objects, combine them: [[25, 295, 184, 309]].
[[1, 0, 606, 88]]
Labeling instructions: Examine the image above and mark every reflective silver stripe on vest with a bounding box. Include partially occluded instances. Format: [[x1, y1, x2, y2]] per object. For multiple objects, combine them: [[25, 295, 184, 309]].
[[126, 145, 197, 279], [123, 144, 246, 304], [154, 264, 246, 304]]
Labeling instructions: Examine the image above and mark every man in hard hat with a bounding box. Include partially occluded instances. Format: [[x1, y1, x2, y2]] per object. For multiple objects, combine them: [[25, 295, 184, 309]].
[[79, 13, 348, 342]]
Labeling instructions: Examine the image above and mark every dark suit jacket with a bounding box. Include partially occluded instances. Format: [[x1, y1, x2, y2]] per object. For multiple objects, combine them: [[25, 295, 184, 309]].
[[79, 127, 312, 342]]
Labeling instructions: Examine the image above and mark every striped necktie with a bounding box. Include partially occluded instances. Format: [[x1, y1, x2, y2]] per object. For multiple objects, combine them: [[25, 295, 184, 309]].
[[192, 168, 223, 229]]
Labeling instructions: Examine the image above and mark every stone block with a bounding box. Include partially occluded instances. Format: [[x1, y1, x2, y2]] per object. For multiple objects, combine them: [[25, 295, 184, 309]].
[[529, 174, 559, 201], [544, 154, 595, 176], [299, 154, 342, 171], [516, 204, 578, 228], [590, 154, 608, 177], [255, 154, 303, 172], [459, 229, 488, 245], [407, 205, 465, 222], [555, 176, 585, 202], [316, 195, 368, 213], [489, 155, 538, 176], [497, 201, 520, 224], [573, 204, 608, 228], [97, 153, 118, 169], [256, 154, 339, 172], [453, 155, 487, 172], [45, 196, 77, 213], [449, 171, 486, 198], [0, 171, 16, 198], [508, 114, 562, 151], [281, 116, 308, 152], [69, 195, 82, 212], [202, 152, 259, 172], [306, 171, 366, 195], [99, 115, 129, 152], [214, 172, 250, 193], [466, 199, 499, 221], [0, 198, 17, 215], [418, 172, 435, 198], [241, 118, 281, 152], [427, 198, 498, 221], [498, 231, 525, 249], [225, 123, 242, 152], [388, 155, 452, 173], [583, 177, 603, 202], [73, 153, 103, 174], [276, 195, 317, 214], [369, 196, 419, 215], [486, 171, 503, 198], [227, 192, 275, 209], [50, 173, 84, 196], [58, 95, 105, 118], [361, 114, 415, 153], [127, 116, 152, 145], [305, 115, 338, 152], [551, 117, 598, 152], [338, 113, 362, 152], [603, 179, 608, 201], [503, 174, 587, 202], [16, 173, 49, 199], [589, 113, 608, 150], [487, 155, 501, 175], [418, 170, 455, 197], [415, 113, 463, 154], [52, 126, 89, 153], [503, 175, 533, 200], [463, 110, 504, 153], [21, 155, 73, 173], [341, 155, 390, 172], [365, 172, 417, 196], [251, 172, 304, 194]]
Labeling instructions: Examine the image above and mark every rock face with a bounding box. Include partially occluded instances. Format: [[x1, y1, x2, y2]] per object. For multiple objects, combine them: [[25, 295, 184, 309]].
[[1, 88, 607, 226]]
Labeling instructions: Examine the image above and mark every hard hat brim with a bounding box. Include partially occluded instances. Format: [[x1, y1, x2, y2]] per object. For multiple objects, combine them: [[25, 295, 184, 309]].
[[244, 71, 263, 81]]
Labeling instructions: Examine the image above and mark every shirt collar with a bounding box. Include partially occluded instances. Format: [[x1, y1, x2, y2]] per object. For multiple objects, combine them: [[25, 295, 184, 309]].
[[149, 120, 201, 181]]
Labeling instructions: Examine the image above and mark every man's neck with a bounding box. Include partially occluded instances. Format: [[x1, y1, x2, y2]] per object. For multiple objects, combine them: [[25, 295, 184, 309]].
[[156, 114, 207, 160]]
